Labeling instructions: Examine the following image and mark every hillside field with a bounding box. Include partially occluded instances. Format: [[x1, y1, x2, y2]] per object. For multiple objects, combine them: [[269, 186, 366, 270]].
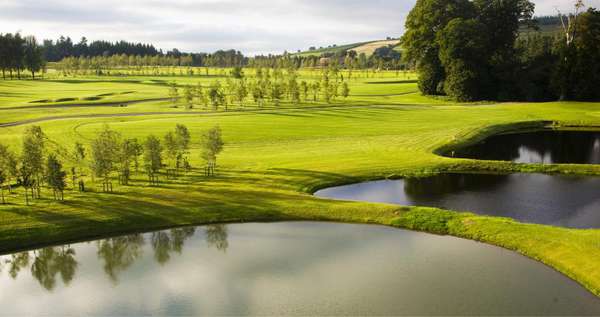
[[292, 39, 400, 57]]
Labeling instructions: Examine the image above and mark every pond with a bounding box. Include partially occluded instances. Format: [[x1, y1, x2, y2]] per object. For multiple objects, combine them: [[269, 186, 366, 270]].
[[315, 173, 600, 228], [446, 130, 600, 164], [1, 222, 599, 315]]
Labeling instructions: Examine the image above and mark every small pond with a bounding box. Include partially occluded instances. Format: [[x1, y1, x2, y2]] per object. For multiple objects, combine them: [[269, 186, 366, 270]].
[[447, 130, 600, 164], [2, 222, 599, 315], [315, 173, 600, 228]]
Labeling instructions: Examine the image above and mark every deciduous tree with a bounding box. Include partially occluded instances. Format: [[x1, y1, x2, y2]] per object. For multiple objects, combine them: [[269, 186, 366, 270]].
[[200, 125, 224, 176], [46, 154, 66, 201], [143, 135, 162, 185], [91, 125, 121, 192]]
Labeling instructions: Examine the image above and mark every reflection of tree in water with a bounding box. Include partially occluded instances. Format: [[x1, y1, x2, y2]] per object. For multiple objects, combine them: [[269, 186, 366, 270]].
[[206, 225, 228, 252], [3, 252, 31, 279], [97, 234, 145, 283], [30, 247, 78, 291], [455, 135, 521, 161], [1, 228, 200, 290], [170, 227, 196, 254], [545, 132, 600, 164], [152, 232, 173, 265], [54, 247, 77, 286], [151, 227, 196, 266], [455, 131, 600, 164], [404, 173, 509, 201]]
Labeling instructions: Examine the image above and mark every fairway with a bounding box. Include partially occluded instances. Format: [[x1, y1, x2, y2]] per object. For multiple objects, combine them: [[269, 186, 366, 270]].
[[1, 71, 600, 298]]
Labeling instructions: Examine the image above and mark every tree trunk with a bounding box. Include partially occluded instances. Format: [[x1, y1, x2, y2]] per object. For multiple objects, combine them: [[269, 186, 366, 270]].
[[36, 176, 41, 198], [1, 187, 4, 204], [31, 71, 35, 80], [25, 189, 29, 206]]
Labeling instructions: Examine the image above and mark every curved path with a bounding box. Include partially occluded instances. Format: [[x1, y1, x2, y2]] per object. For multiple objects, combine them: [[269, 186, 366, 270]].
[[351, 90, 419, 97], [0, 97, 171, 111], [0, 103, 432, 128]]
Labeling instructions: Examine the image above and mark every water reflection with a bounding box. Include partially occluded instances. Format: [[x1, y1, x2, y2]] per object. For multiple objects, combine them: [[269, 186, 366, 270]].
[[0, 247, 80, 291], [1, 225, 227, 289], [316, 173, 600, 228], [31, 247, 78, 290], [206, 224, 228, 252], [2, 252, 30, 280], [1, 222, 599, 315], [450, 130, 600, 164], [97, 235, 144, 283], [404, 173, 509, 197]]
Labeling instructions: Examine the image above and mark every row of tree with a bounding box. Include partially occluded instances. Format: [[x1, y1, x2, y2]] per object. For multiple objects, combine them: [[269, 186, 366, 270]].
[[0, 33, 46, 79], [0, 125, 224, 205], [250, 47, 406, 71], [169, 67, 350, 110], [53, 52, 408, 78], [53, 51, 252, 76], [402, 0, 600, 101]]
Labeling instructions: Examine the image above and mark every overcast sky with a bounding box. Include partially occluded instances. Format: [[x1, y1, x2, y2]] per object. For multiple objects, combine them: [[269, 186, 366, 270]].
[[1, 0, 597, 55]]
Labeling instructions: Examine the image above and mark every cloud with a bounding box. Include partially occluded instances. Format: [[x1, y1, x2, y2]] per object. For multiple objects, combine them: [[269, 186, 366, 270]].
[[0, 0, 598, 55]]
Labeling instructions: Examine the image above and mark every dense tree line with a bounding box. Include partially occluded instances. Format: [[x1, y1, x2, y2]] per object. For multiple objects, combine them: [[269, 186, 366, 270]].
[[402, 0, 600, 101], [1, 34, 247, 72], [0, 124, 224, 205], [0, 33, 46, 79], [42, 36, 161, 62]]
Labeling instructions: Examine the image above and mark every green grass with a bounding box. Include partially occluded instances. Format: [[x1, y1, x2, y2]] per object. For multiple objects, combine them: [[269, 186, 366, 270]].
[[1, 71, 600, 297], [0, 79, 168, 108]]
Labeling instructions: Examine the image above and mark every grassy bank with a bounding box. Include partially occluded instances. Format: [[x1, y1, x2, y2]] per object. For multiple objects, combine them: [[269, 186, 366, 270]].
[[1, 73, 600, 296]]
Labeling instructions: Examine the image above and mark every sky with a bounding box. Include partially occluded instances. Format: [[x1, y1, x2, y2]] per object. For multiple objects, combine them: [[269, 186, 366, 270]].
[[1, 0, 598, 56]]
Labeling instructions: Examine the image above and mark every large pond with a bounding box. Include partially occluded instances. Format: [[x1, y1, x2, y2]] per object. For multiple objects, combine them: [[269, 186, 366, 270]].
[[315, 173, 600, 228], [447, 130, 600, 164], [1, 222, 600, 315]]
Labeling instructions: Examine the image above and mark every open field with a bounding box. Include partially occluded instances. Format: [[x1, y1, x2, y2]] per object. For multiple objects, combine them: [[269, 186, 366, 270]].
[[292, 39, 400, 57], [1, 69, 600, 297], [351, 39, 401, 55]]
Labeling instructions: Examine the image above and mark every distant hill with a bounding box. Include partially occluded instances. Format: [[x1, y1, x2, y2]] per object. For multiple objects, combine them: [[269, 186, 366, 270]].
[[291, 39, 401, 57], [520, 15, 563, 36]]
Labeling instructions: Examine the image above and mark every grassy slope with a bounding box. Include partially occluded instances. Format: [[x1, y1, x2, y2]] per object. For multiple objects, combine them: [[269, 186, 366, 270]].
[[290, 39, 402, 57], [351, 39, 401, 55], [1, 73, 600, 296], [291, 42, 367, 57]]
